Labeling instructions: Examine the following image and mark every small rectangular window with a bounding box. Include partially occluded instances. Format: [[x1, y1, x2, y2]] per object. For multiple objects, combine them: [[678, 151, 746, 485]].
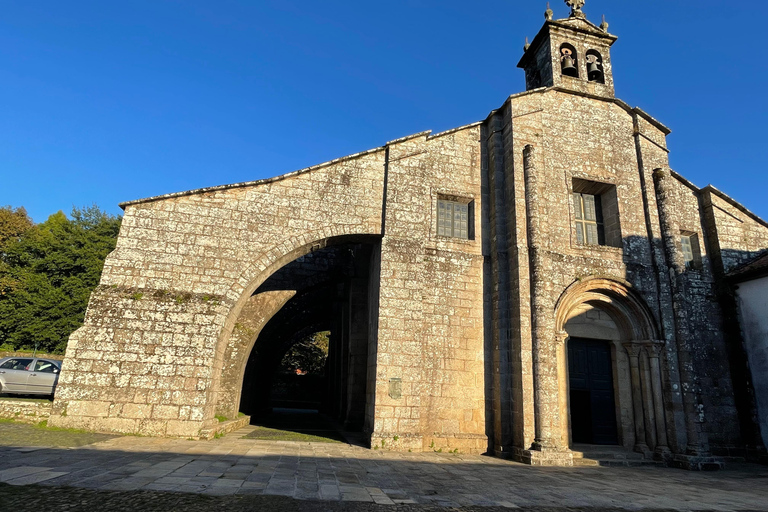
[[680, 233, 701, 270], [573, 192, 605, 245], [437, 199, 469, 239]]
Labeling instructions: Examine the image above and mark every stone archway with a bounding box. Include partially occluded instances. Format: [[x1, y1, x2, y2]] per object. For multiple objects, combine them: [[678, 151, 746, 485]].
[[214, 238, 379, 432], [554, 277, 669, 457]]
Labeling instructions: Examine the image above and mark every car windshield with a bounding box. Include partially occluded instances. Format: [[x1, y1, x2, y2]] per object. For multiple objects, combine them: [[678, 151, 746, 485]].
[[0, 358, 34, 370]]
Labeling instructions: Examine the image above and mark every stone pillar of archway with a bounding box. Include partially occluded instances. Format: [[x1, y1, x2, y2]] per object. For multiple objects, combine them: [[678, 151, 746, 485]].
[[624, 342, 651, 455], [647, 342, 672, 460], [216, 290, 295, 421]]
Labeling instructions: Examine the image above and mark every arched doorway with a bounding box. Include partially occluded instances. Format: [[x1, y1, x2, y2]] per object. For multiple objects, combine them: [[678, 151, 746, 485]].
[[555, 278, 669, 457]]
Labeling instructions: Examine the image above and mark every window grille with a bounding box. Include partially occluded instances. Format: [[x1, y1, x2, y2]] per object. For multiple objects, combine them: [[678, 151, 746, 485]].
[[573, 192, 605, 245], [437, 199, 469, 239]]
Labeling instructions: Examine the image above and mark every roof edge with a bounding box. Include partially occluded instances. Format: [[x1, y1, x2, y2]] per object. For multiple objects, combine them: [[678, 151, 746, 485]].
[[119, 145, 386, 209], [428, 121, 483, 140], [496, 86, 671, 135], [669, 169, 701, 193], [727, 250, 768, 282], [385, 130, 431, 146], [703, 185, 768, 230]]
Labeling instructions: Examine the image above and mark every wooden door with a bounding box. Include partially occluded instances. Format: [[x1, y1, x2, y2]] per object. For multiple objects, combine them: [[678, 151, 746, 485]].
[[568, 338, 618, 445]]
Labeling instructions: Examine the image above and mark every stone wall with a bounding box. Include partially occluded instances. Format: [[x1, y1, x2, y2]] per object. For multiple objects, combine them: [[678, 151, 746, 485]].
[[657, 174, 743, 450], [0, 399, 51, 424], [47, 12, 768, 461], [50, 125, 489, 452], [484, 87, 680, 462], [50, 150, 387, 437], [370, 126, 487, 453]]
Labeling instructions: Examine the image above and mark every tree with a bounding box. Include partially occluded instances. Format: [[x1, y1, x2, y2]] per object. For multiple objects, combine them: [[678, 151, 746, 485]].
[[0, 206, 121, 353], [0, 206, 34, 297], [0, 206, 33, 251], [279, 331, 330, 375]]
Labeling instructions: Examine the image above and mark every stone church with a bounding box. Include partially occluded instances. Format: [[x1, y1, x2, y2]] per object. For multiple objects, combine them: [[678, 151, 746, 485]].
[[49, 1, 768, 468]]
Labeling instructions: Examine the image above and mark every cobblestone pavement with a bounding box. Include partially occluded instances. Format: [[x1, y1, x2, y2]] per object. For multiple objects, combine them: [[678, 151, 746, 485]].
[[0, 424, 767, 510]]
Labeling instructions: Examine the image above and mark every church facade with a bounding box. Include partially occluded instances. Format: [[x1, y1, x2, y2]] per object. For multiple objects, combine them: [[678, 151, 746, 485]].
[[49, 2, 768, 468]]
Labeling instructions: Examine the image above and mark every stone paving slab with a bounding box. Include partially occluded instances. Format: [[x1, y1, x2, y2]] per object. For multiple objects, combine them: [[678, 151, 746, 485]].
[[0, 425, 767, 510]]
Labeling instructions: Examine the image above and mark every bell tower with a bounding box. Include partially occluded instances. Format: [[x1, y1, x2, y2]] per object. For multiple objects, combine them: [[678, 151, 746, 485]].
[[517, 0, 617, 98]]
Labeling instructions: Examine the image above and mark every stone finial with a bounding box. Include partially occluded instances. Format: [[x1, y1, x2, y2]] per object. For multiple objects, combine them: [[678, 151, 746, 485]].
[[545, 2, 554, 20], [564, 0, 585, 18], [524, 37, 531, 52], [600, 14, 609, 32]]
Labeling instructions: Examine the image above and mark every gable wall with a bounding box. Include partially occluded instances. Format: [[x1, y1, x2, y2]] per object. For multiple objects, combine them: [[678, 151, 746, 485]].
[[50, 152, 387, 437]]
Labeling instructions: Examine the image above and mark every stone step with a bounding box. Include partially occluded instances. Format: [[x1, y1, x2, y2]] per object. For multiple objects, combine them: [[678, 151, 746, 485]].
[[574, 457, 665, 468], [572, 450, 645, 460], [570, 444, 662, 467]]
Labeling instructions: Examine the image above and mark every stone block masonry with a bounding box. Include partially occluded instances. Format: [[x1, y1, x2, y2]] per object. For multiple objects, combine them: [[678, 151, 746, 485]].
[[0, 399, 52, 424], [49, 5, 768, 464]]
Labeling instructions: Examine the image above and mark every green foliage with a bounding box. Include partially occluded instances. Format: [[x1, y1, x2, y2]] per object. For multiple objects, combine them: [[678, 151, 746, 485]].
[[215, 414, 228, 423], [0, 206, 34, 296], [0, 205, 121, 354], [0, 206, 33, 251], [278, 331, 330, 375]]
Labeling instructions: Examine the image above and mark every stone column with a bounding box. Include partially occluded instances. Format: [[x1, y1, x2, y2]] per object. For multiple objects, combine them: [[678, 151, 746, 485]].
[[640, 348, 657, 449], [523, 145, 567, 461], [624, 342, 650, 454], [555, 332, 571, 448], [647, 342, 671, 459], [653, 168, 708, 456]]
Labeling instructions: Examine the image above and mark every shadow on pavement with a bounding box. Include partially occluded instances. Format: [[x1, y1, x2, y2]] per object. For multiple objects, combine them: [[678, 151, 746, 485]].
[[1, 422, 768, 510]]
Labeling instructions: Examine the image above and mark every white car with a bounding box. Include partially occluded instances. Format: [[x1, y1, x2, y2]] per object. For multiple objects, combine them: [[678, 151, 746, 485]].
[[0, 357, 62, 397]]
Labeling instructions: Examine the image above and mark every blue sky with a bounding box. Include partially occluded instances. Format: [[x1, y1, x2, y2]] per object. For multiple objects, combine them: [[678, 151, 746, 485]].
[[1, 0, 767, 223]]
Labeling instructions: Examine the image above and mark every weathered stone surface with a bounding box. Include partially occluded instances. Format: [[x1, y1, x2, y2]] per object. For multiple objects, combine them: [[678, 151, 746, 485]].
[[0, 400, 51, 424], [48, 7, 768, 464]]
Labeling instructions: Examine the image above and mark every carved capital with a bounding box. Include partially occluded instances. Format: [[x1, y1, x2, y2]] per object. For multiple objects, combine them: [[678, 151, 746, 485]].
[[555, 331, 569, 346], [622, 342, 642, 359], [646, 342, 665, 358]]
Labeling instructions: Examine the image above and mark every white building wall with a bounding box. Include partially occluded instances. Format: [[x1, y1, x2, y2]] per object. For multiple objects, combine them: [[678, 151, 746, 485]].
[[735, 276, 768, 448]]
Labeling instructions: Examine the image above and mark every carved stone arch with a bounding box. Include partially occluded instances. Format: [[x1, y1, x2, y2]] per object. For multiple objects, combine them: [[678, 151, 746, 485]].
[[555, 276, 659, 342], [554, 276, 663, 452]]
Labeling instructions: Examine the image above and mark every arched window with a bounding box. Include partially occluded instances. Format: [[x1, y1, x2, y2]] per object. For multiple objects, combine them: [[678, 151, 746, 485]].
[[560, 43, 579, 78], [586, 50, 605, 83]]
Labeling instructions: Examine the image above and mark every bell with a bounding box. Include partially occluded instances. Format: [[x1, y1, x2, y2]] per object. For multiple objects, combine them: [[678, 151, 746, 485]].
[[588, 61, 603, 82], [562, 55, 578, 77]]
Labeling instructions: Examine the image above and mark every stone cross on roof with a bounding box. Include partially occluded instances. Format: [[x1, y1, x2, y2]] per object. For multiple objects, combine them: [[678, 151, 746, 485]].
[[565, 0, 585, 16]]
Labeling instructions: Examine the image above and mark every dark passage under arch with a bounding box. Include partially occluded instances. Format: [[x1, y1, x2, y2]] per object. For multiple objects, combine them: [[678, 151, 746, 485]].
[[239, 240, 379, 435]]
